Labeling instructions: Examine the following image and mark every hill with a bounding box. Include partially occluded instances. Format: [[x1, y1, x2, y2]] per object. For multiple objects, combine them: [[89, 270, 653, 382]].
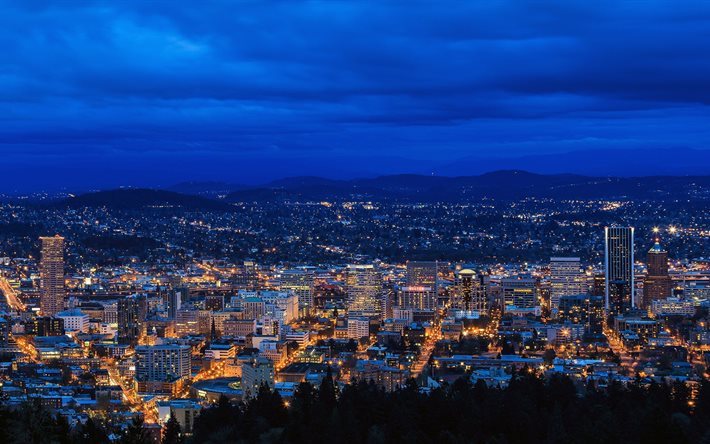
[[57, 189, 231, 210]]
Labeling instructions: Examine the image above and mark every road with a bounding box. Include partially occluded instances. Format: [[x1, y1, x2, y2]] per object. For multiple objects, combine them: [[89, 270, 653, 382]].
[[0, 276, 26, 311], [411, 320, 442, 378], [104, 359, 159, 423], [15, 336, 40, 363]]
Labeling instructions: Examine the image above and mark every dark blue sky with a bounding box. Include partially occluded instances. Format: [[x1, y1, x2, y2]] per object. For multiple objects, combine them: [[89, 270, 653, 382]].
[[3, 1, 710, 190]]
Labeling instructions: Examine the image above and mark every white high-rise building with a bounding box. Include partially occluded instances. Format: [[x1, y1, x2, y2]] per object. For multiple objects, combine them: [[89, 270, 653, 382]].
[[135, 344, 191, 382], [346, 264, 382, 316], [549, 257, 586, 314], [280, 269, 314, 312]]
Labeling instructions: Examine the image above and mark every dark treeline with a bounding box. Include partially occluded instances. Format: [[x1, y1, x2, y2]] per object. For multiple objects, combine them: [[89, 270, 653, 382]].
[[2, 371, 710, 443], [191, 372, 710, 444]]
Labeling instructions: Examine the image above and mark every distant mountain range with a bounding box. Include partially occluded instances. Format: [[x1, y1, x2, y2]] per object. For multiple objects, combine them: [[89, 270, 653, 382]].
[[44, 170, 710, 209], [223, 171, 710, 202], [433, 147, 710, 177]]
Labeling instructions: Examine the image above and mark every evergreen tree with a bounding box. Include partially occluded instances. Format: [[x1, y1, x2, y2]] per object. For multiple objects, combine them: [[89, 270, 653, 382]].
[[163, 414, 183, 444]]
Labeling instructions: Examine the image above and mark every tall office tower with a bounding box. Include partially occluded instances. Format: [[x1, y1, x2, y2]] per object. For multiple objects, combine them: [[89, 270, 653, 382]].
[[406, 261, 439, 292], [39, 235, 65, 316], [502, 277, 537, 311], [280, 269, 314, 312], [605, 226, 635, 315], [643, 239, 672, 308], [549, 257, 586, 314], [117, 295, 147, 345], [452, 269, 486, 312], [232, 260, 258, 290], [166, 287, 188, 319], [346, 264, 382, 316], [397, 286, 437, 311], [135, 344, 190, 382]]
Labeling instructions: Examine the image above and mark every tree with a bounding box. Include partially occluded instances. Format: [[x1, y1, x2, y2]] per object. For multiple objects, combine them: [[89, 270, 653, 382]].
[[120, 415, 151, 444], [76, 418, 109, 444], [163, 414, 183, 444], [543, 348, 557, 365]]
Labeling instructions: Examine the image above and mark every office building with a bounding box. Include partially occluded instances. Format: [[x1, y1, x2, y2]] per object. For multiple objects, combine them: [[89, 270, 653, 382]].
[[452, 269, 486, 312], [549, 257, 586, 313], [27, 316, 64, 336], [605, 226, 635, 315], [347, 316, 370, 339], [502, 277, 537, 311], [117, 295, 147, 345], [643, 239, 672, 308], [346, 264, 382, 316], [406, 261, 439, 292], [279, 269, 314, 312], [39, 235, 65, 316], [166, 287, 190, 319], [55, 308, 89, 333], [241, 356, 274, 399], [397, 286, 437, 311], [558, 294, 605, 333], [135, 344, 191, 382]]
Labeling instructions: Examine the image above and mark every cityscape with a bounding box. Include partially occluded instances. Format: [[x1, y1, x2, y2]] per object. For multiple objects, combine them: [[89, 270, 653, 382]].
[[3, 1, 710, 443], [0, 185, 709, 443]]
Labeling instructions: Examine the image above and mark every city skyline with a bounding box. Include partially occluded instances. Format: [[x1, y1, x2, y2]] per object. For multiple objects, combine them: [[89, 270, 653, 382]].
[[1, 2, 709, 443]]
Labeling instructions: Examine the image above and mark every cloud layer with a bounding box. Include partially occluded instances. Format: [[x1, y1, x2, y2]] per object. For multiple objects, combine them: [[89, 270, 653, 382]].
[[2, 1, 710, 189]]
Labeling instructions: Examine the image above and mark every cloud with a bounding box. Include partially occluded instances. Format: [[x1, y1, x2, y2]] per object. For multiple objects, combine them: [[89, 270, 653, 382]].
[[0, 1, 709, 188]]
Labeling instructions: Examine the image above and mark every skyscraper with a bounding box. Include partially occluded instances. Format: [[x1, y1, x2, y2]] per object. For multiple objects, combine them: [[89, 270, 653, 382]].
[[166, 287, 188, 319], [346, 264, 382, 316], [280, 268, 314, 312], [549, 257, 586, 314], [40, 235, 65, 316], [605, 226, 635, 315], [643, 239, 672, 308], [452, 269, 486, 312], [406, 261, 439, 292], [118, 294, 147, 345]]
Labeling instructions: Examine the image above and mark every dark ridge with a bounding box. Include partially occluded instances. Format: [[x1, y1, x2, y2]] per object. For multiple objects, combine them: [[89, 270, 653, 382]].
[[224, 170, 710, 202], [55, 188, 231, 210]]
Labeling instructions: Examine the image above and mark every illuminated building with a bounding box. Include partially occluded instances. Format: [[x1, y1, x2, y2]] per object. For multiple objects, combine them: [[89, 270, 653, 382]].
[[280, 268, 314, 313], [175, 309, 200, 336], [605, 226, 635, 315], [27, 316, 64, 336], [406, 261, 439, 292], [549, 257, 585, 313], [166, 287, 189, 319], [347, 316, 370, 339], [135, 344, 190, 382], [117, 295, 147, 345], [452, 269, 486, 312], [396, 286, 437, 311], [558, 294, 605, 333], [642, 239, 672, 308], [54, 308, 89, 333], [650, 297, 696, 317], [346, 264, 382, 316], [502, 277, 537, 311], [241, 356, 274, 399], [39, 235, 65, 316]]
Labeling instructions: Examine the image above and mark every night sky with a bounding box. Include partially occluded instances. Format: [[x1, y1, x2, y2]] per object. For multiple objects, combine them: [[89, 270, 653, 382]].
[[3, 1, 710, 190]]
